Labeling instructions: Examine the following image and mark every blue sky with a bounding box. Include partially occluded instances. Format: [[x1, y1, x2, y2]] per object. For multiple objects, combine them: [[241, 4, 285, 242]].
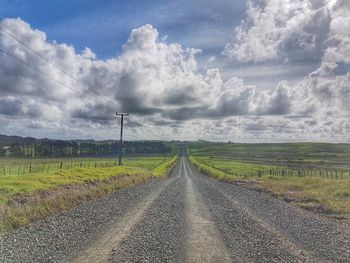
[[0, 0, 245, 59], [0, 0, 318, 88]]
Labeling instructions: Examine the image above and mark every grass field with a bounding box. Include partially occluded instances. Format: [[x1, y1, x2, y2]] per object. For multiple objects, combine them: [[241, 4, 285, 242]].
[[189, 142, 350, 170], [189, 142, 350, 221], [0, 155, 177, 232], [0, 156, 169, 176]]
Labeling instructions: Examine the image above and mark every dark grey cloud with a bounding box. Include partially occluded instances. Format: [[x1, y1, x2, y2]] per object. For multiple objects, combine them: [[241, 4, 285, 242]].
[[210, 87, 253, 116], [162, 106, 208, 121], [151, 119, 180, 126], [163, 88, 197, 105], [72, 109, 113, 125], [0, 97, 42, 118], [256, 83, 292, 115], [0, 97, 24, 116], [244, 123, 267, 131], [279, 6, 330, 63]]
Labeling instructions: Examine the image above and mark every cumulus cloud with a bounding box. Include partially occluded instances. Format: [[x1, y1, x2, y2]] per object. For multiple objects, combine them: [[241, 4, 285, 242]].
[[0, 16, 349, 141], [255, 81, 292, 115], [219, 0, 350, 141], [210, 77, 255, 116], [225, 0, 350, 64]]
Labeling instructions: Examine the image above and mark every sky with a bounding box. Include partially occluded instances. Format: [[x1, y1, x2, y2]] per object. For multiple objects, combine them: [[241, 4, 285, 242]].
[[0, 0, 349, 142]]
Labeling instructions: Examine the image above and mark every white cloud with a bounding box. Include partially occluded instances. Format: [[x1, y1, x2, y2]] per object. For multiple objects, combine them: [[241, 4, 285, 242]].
[[225, 0, 337, 63], [0, 17, 349, 142], [323, 0, 350, 64]]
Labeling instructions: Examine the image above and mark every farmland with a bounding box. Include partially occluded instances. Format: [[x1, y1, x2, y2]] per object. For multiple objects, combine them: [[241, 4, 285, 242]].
[[0, 155, 177, 231], [188, 142, 350, 220], [189, 142, 350, 171], [0, 156, 170, 176]]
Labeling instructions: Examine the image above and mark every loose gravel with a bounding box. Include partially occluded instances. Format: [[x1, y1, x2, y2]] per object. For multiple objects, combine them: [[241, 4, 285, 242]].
[[187, 160, 350, 262], [0, 176, 172, 263], [109, 168, 186, 263], [1, 157, 349, 263]]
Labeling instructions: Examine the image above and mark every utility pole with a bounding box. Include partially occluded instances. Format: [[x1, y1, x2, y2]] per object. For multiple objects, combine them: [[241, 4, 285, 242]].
[[116, 112, 129, 165]]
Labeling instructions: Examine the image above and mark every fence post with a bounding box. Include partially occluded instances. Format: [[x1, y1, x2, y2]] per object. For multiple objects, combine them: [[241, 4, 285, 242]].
[[60, 162, 63, 169]]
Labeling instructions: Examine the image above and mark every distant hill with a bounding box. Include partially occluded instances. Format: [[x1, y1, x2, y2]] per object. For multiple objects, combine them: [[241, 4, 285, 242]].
[[0, 134, 99, 145], [0, 134, 37, 145]]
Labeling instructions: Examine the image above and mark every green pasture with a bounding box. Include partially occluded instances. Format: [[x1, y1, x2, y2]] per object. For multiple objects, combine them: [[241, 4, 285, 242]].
[[194, 156, 283, 175], [189, 142, 350, 170], [0, 155, 177, 231], [0, 156, 167, 176], [189, 142, 350, 219], [0, 156, 174, 204]]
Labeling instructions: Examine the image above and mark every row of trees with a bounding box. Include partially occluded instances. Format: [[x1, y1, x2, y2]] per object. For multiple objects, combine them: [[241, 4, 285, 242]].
[[1, 141, 171, 158]]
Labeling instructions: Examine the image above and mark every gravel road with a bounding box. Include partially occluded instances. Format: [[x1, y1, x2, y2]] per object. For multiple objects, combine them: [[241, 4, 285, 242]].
[[1, 154, 350, 262]]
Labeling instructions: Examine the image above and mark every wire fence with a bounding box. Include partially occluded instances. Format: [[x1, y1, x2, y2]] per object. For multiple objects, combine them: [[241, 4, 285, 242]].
[[203, 163, 350, 179], [0, 156, 170, 176], [0, 160, 120, 176]]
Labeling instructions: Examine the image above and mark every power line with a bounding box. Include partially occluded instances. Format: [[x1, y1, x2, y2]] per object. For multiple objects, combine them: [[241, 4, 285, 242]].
[[0, 45, 120, 122], [0, 47, 82, 94], [0, 28, 113, 102]]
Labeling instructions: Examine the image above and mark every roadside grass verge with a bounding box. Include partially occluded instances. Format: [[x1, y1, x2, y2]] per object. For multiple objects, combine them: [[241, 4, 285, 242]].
[[189, 156, 350, 222], [0, 156, 177, 233], [152, 155, 178, 177], [0, 156, 168, 176]]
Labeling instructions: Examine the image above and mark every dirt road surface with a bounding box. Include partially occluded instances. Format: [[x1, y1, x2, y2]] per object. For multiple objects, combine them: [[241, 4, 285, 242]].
[[1, 152, 350, 262]]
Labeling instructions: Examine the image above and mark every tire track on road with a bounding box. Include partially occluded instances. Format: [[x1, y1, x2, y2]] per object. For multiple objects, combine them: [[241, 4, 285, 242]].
[[183, 157, 232, 263], [205, 176, 350, 262], [109, 158, 186, 263], [185, 158, 314, 262], [71, 162, 182, 263]]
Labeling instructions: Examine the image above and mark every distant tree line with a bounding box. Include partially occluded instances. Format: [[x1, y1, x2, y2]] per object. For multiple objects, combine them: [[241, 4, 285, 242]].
[[0, 141, 171, 158]]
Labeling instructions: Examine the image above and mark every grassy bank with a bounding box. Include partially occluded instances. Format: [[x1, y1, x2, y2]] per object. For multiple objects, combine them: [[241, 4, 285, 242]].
[[189, 156, 350, 221], [0, 156, 177, 232], [0, 156, 169, 176]]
